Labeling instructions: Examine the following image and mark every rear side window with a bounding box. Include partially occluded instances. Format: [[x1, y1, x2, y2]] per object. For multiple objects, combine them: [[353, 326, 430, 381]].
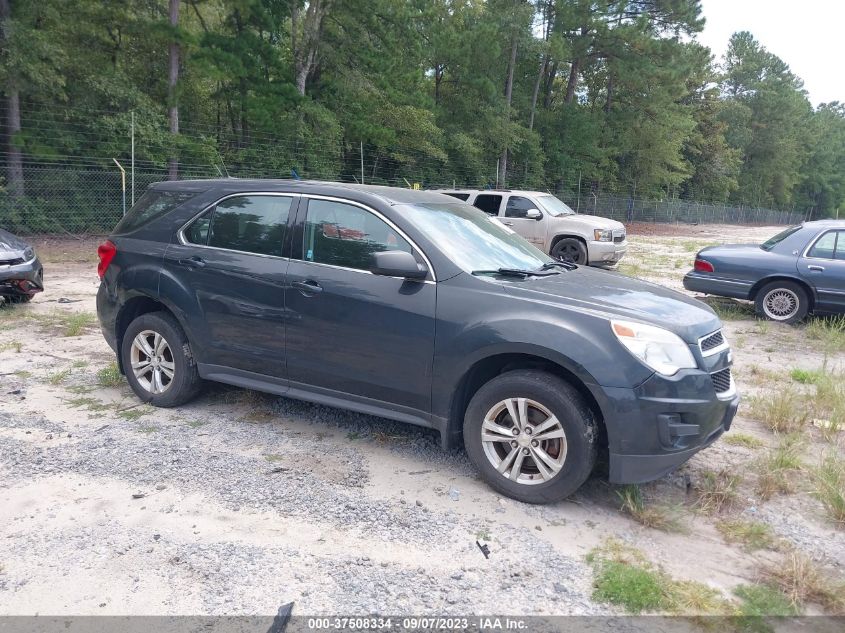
[[113, 189, 193, 234], [302, 199, 412, 270], [473, 194, 502, 216], [184, 195, 293, 257], [444, 192, 470, 201]]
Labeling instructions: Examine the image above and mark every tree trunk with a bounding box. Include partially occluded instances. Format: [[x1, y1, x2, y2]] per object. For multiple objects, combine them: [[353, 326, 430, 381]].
[[543, 60, 558, 108], [292, 0, 331, 97], [564, 57, 580, 105], [499, 36, 518, 187], [0, 0, 23, 197], [528, 55, 547, 130], [167, 0, 180, 180]]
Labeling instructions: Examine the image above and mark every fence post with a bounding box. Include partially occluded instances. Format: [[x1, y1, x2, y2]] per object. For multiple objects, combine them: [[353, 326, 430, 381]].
[[130, 110, 135, 206]]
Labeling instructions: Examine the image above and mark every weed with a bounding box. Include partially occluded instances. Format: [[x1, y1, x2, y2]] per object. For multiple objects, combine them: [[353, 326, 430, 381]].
[[758, 551, 845, 613], [66, 384, 94, 394], [617, 261, 648, 278], [694, 469, 740, 514], [264, 454, 284, 462], [616, 484, 685, 532], [476, 527, 491, 541], [755, 437, 803, 500], [790, 368, 824, 384], [66, 396, 110, 412], [13, 370, 32, 379], [812, 452, 845, 527], [47, 368, 72, 385], [703, 298, 755, 321], [118, 407, 148, 422], [186, 419, 208, 428], [724, 433, 764, 449], [0, 341, 22, 353], [137, 425, 159, 433], [756, 320, 770, 335], [96, 362, 123, 387], [805, 316, 845, 353], [347, 431, 361, 440], [682, 241, 701, 252], [733, 583, 798, 617], [716, 519, 776, 552], [747, 388, 809, 434], [71, 359, 89, 368], [592, 559, 667, 613]]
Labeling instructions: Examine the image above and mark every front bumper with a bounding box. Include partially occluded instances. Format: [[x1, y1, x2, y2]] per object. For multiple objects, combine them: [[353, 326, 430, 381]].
[[589, 239, 627, 266], [0, 256, 43, 297]]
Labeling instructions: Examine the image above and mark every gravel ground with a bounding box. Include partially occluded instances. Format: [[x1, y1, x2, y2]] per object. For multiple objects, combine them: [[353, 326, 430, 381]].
[[1, 225, 844, 618]]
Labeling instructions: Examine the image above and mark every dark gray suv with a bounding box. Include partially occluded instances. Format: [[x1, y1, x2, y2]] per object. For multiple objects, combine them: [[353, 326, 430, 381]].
[[96, 180, 739, 503]]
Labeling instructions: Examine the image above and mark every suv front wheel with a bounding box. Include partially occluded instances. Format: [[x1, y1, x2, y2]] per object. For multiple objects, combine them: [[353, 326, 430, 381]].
[[463, 370, 597, 503], [121, 311, 202, 407]]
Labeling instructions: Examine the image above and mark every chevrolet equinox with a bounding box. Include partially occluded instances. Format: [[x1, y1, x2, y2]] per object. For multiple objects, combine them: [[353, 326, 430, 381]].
[[96, 180, 739, 503]]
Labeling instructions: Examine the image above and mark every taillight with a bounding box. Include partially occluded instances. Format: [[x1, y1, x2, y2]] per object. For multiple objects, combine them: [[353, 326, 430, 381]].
[[97, 240, 117, 278], [694, 258, 714, 273]]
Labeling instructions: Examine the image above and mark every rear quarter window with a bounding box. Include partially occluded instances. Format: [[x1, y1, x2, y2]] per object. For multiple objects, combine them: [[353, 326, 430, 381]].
[[112, 189, 194, 234]]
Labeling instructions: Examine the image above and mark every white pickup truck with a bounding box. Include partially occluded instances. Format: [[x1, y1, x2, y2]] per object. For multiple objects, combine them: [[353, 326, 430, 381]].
[[436, 189, 627, 266]]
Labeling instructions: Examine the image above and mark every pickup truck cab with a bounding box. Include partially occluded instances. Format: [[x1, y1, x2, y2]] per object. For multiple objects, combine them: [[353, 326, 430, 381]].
[[435, 189, 627, 266]]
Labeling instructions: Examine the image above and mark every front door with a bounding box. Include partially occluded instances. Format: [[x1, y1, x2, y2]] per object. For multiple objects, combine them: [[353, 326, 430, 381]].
[[798, 229, 845, 312], [500, 195, 544, 247], [285, 197, 436, 417], [163, 193, 296, 378]]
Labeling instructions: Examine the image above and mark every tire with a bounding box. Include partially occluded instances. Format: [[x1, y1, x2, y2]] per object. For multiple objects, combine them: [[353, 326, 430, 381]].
[[3, 294, 33, 304], [754, 280, 809, 324], [463, 370, 598, 504], [120, 311, 202, 407], [551, 238, 588, 265]]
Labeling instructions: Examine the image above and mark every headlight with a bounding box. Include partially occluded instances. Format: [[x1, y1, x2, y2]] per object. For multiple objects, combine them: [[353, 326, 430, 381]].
[[611, 320, 697, 376], [594, 229, 612, 242], [23, 247, 35, 261]]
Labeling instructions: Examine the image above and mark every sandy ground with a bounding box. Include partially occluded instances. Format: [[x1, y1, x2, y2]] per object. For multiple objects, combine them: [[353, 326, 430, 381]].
[[0, 225, 843, 618]]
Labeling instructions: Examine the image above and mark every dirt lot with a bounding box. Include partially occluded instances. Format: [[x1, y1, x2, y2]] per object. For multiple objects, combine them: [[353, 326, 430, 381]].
[[1, 225, 844, 620]]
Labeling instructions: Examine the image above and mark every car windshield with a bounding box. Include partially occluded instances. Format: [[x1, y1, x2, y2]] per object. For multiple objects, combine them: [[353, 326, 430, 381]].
[[761, 225, 801, 251], [398, 202, 552, 273], [535, 195, 575, 216]]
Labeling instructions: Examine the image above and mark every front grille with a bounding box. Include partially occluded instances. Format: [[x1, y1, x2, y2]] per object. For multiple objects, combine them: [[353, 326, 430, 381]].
[[711, 367, 732, 393], [700, 330, 725, 353], [0, 256, 24, 266]]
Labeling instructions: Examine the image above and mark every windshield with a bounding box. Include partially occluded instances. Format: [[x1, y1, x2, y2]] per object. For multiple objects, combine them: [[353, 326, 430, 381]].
[[761, 225, 801, 251], [535, 195, 575, 216], [398, 202, 552, 273]]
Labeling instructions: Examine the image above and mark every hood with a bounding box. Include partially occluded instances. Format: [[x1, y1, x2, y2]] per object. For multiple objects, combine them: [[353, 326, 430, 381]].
[[501, 266, 720, 343], [550, 213, 624, 232], [0, 229, 31, 255]]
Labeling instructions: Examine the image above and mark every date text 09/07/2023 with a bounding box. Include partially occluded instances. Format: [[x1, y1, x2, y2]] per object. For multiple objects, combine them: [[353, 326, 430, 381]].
[[306, 616, 529, 630]]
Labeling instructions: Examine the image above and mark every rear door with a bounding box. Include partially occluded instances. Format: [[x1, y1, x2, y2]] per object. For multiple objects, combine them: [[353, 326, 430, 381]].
[[798, 229, 845, 312], [284, 196, 436, 417], [163, 193, 297, 378], [501, 194, 544, 247]]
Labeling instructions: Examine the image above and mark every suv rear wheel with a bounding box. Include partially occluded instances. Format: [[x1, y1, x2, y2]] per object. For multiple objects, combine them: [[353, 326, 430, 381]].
[[463, 370, 597, 503], [121, 311, 202, 407]]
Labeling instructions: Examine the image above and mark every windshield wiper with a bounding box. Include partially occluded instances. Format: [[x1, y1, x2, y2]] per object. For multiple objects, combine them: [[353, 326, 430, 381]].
[[540, 261, 578, 272], [472, 267, 560, 278]]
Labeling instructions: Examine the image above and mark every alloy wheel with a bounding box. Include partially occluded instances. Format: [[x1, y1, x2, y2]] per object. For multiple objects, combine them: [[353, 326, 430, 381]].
[[762, 288, 799, 321], [129, 329, 175, 394], [481, 397, 567, 485]]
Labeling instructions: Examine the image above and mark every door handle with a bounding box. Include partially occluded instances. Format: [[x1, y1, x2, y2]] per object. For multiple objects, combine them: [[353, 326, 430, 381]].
[[292, 280, 323, 295], [503, 221, 514, 226], [178, 256, 206, 268], [808, 265, 825, 272]]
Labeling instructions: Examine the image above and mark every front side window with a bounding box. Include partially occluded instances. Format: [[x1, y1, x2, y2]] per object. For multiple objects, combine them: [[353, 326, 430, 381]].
[[808, 231, 837, 259], [505, 196, 538, 218], [473, 194, 502, 216], [398, 202, 551, 273], [186, 195, 293, 256], [303, 199, 412, 270]]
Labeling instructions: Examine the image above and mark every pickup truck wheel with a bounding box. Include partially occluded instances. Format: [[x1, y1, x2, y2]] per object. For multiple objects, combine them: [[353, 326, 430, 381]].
[[121, 311, 202, 407], [755, 280, 808, 324], [463, 370, 597, 503], [551, 238, 587, 265]]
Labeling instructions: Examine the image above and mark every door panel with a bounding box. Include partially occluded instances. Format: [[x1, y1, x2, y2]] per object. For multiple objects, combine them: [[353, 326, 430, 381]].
[[501, 195, 544, 247], [163, 194, 296, 378], [285, 198, 436, 414], [798, 229, 845, 312]]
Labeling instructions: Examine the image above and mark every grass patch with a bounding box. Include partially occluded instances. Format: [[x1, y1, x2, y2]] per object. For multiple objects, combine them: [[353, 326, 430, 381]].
[[703, 298, 756, 321], [805, 315, 845, 353], [0, 341, 22, 353], [13, 370, 32, 379], [96, 362, 123, 387], [812, 452, 845, 527], [617, 261, 649, 278], [616, 484, 685, 532], [186, 419, 208, 428], [716, 519, 776, 552], [790, 368, 825, 384], [758, 551, 845, 613], [755, 436, 804, 500], [66, 396, 111, 412], [724, 433, 765, 449], [733, 583, 798, 617], [264, 454, 284, 462], [47, 368, 72, 385], [694, 469, 740, 514], [136, 424, 159, 433], [747, 388, 809, 434]]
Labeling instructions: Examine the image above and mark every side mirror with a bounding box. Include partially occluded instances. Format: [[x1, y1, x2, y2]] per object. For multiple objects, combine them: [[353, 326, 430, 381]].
[[526, 208, 542, 220], [371, 250, 428, 280]]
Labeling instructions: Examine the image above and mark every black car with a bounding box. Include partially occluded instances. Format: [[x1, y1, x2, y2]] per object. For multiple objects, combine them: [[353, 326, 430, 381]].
[[683, 220, 845, 324], [96, 180, 739, 503], [0, 229, 43, 303]]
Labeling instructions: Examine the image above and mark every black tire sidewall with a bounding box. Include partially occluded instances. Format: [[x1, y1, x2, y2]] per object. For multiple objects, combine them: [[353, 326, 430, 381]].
[[755, 280, 809, 324], [552, 238, 588, 265], [463, 370, 597, 504], [120, 312, 200, 407]]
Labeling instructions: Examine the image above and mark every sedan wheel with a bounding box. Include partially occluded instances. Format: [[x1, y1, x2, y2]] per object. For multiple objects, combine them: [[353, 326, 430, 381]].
[[130, 329, 175, 394], [481, 397, 567, 485], [755, 280, 809, 324]]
